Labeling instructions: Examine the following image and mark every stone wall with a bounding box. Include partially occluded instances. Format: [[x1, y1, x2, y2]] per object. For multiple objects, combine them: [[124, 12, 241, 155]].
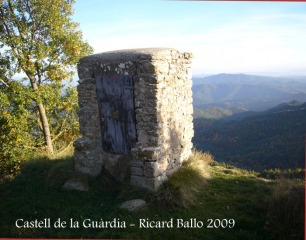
[[74, 48, 194, 190]]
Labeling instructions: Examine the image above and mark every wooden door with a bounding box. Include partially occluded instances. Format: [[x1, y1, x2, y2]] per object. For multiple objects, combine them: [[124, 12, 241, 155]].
[[96, 75, 137, 154]]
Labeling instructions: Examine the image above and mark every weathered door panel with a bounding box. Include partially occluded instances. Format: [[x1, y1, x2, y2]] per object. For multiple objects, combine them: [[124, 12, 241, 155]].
[[96, 75, 137, 154]]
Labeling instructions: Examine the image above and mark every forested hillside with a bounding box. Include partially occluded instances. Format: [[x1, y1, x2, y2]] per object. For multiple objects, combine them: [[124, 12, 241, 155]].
[[193, 101, 306, 171]]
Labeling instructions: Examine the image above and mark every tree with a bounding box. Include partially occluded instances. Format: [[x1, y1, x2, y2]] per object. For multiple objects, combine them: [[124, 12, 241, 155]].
[[0, 80, 36, 175], [0, 0, 93, 154]]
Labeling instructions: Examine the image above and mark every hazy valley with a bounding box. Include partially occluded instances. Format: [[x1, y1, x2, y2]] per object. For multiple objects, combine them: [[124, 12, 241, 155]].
[[192, 74, 306, 171]]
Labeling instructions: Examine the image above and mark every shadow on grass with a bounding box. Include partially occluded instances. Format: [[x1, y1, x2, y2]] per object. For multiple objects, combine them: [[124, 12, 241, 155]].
[[0, 155, 128, 238], [0, 153, 304, 240]]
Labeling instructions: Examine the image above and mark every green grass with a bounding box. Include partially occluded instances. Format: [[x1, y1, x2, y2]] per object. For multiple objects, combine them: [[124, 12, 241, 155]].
[[0, 151, 304, 239], [264, 178, 304, 240]]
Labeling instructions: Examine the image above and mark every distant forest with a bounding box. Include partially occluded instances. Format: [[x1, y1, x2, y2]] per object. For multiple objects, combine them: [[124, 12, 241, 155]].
[[192, 74, 306, 171]]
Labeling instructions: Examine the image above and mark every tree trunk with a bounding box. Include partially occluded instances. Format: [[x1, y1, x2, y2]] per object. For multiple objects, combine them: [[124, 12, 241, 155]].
[[29, 76, 54, 154], [37, 102, 54, 154]]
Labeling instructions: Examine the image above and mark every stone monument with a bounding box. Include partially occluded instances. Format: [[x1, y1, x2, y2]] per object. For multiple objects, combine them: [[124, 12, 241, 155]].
[[73, 48, 194, 190]]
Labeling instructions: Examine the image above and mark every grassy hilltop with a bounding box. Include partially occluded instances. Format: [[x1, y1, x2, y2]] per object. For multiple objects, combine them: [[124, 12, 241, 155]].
[[0, 151, 304, 240]]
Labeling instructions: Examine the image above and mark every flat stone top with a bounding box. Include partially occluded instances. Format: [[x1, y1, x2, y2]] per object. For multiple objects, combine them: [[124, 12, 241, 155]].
[[79, 48, 181, 62]]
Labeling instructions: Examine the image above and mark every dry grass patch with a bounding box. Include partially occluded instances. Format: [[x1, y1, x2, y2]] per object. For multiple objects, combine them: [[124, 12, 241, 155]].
[[154, 151, 212, 208]]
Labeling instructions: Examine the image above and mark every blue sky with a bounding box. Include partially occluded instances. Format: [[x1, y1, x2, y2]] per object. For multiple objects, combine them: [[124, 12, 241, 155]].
[[72, 1, 306, 76]]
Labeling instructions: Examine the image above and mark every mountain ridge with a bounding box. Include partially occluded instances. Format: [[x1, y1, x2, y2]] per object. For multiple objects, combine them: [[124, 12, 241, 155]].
[[193, 101, 306, 171], [192, 73, 306, 111]]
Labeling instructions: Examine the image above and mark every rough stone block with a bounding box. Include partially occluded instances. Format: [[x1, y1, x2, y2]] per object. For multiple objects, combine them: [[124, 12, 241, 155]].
[[130, 174, 167, 191], [144, 161, 168, 178], [63, 178, 89, 191], [73, 137, 91, 151], [120, 199, 146, 212], [131, 167, 143, 176]]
